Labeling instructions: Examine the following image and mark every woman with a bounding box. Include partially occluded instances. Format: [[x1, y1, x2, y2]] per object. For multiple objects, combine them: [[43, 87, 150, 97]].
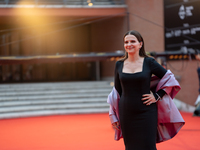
[[107, 30, 184, 150]]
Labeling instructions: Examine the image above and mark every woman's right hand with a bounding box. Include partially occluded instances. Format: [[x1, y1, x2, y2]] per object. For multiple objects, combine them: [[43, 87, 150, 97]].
[[112, 121, 120, 130]]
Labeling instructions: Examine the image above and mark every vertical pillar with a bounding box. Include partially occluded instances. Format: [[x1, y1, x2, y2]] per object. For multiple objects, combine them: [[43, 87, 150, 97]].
[[95, 61, 100, 80], [127, 12, 130, 31]]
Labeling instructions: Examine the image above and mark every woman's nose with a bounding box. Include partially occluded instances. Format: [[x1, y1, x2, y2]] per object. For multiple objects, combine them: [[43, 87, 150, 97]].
[[127, 42, 131, 46]]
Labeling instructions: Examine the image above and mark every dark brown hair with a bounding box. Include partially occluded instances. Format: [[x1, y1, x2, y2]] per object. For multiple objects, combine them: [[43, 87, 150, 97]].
[[122, 30, 148, 60]]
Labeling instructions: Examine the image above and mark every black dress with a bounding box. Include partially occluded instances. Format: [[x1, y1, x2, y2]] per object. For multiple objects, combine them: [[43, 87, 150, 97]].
[[114, 57, 167, 150]]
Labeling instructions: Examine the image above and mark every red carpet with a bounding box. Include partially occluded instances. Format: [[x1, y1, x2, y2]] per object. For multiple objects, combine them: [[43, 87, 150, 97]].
[[0, 112, 199, 150]]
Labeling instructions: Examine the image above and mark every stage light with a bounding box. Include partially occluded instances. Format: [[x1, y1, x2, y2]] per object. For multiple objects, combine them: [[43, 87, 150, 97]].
[[183, 55, 188, 59], [168, 54, 189, 60], [87, 0, 93, 6], [169, 55, 174, 59], [110, 57, 115, 61], [88, 3, 93, 6]]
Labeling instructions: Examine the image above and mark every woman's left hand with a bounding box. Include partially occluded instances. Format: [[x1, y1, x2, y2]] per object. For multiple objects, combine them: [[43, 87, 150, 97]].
[[142, 92, 157, 105]]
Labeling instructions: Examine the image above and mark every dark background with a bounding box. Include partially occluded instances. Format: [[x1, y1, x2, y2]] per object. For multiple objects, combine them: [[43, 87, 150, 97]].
[[164, 0, 200, 51]]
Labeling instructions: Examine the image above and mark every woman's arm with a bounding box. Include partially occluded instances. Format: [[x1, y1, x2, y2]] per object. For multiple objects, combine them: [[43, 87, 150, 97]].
[[142, 58, 167, 105], [150, 58, 167, 100], [114, 61, 122, 97]]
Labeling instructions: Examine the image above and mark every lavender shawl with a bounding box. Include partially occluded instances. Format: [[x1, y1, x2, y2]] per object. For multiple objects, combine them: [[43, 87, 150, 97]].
[[107, 70, 185, 143]]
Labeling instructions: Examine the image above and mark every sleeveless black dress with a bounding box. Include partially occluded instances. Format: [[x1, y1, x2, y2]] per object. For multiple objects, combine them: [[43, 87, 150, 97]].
[[114, 57, 167, 150]]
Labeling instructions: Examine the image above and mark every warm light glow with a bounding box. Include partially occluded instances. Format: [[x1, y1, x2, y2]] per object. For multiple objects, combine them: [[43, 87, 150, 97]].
[[88, 3, 93, 6], [13, 1, 53, 37], [110, 82, 114, 87], [12, 1, 62, 54], [87, 0, 93, 6]]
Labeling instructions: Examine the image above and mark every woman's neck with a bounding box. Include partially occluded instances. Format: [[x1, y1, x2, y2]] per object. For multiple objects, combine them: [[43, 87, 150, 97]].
[[127, 53, 142, 62]]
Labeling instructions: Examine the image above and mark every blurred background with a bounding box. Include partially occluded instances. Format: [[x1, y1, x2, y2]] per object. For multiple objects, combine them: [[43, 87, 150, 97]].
[[0, 0, 200, 119]]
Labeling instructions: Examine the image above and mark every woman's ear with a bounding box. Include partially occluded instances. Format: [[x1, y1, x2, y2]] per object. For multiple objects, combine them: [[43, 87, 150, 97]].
[[140, 42, 143, 48]]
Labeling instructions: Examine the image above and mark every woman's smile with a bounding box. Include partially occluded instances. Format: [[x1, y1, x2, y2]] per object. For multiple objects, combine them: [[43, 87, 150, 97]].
[[124, 35, 142, 54]]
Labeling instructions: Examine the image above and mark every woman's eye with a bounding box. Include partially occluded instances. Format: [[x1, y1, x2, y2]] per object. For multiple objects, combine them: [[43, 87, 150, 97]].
[[124, 40, 136, 44]]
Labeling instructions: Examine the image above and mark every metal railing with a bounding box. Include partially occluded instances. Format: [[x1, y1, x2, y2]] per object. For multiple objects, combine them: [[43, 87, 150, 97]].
[[0, 0, 125, 5]]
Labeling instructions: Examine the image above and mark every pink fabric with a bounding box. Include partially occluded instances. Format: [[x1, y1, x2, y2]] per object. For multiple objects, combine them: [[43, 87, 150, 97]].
[[107, 86, 122, 140], [107, 70, 185, 143]]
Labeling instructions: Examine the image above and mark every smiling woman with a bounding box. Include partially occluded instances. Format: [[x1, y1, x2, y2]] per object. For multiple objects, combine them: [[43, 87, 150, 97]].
[[123, 34, 143, 74], [107, 30, 183, 150]]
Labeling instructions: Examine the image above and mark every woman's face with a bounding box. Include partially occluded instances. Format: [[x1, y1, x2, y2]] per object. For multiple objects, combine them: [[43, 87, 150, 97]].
[[124, 34, 142, 55]]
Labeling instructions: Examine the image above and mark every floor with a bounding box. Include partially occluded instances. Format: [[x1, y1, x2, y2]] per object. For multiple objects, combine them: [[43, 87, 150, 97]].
[[0, 112, 199, 150]]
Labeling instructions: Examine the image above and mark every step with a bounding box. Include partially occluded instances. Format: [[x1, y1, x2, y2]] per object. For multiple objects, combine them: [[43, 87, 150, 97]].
[[0, 81, 112, 119], [0, 81, 110, 87], [0, 88, 112, 96], [0, 97, 107, 107], [0, 85, 111, 91], [0, 81, 111, 88], [0, 108, 109, 119], [0, 83, 112, 92], [0, 102, 109, 113], [0, 92, 109, 101]]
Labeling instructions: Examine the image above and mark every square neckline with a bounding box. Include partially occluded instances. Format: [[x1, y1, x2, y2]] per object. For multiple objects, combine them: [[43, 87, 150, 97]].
[[122, 57, 146, 75]]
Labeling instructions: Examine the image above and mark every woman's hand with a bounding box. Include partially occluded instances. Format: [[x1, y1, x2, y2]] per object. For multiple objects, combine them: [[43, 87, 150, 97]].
[[112, 121, 120, 130], [142, 92, 157, 105]]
